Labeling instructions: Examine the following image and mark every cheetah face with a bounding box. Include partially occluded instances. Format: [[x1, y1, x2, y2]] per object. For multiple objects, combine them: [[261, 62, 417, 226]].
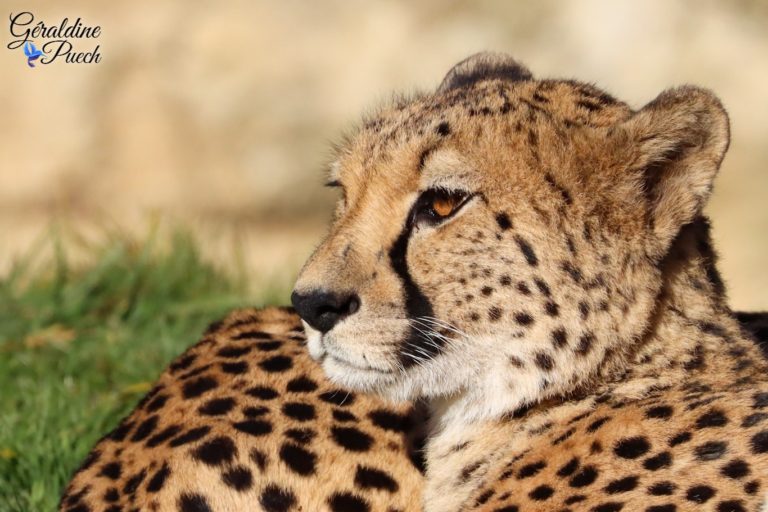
[[292, 54, 729, 417]]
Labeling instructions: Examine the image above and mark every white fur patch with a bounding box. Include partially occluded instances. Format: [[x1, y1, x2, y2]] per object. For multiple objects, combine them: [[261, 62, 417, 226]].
[[302, 321, 325, 360]]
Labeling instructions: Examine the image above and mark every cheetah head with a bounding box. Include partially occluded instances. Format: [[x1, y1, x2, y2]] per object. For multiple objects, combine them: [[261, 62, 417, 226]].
[[292, 53, 730, 420]]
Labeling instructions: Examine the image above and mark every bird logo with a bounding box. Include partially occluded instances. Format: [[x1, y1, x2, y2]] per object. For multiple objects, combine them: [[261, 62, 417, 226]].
[[23, 41, 43, 68]]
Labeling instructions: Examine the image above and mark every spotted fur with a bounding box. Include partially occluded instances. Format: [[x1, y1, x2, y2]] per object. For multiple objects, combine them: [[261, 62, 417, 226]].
[[59, 307, 425, 512], [61, 54, 768, 512]]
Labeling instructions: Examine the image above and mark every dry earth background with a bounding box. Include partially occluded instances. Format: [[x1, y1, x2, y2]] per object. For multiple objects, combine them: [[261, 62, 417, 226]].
[[1, 0, 767, 309]]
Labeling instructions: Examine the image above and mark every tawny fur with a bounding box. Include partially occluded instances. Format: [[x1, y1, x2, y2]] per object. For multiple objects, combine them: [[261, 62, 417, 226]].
[[294, 53, 768, 511], [61, 54, 768, 512], [59, 307, 425, 512]]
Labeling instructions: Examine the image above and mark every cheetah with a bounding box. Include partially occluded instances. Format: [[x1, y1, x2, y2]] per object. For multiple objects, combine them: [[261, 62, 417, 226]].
[[290, 53, 768, 511], [60, 53, 768, 512], [59, 307, 426, 512]]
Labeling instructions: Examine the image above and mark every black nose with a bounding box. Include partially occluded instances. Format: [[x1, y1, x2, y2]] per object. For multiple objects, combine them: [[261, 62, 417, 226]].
[[291, 289, 360, 333]]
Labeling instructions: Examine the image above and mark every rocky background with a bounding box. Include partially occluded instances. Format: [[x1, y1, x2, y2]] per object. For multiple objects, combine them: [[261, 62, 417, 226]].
[[1, 0, 766, 308]]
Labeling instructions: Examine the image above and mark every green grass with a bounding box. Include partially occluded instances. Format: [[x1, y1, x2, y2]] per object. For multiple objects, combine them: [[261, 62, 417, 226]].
[[0, 230, 287, 511]]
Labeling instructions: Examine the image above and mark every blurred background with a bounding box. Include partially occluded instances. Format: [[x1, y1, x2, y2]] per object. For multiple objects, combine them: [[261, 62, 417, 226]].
[[2, 0, 767, 307]]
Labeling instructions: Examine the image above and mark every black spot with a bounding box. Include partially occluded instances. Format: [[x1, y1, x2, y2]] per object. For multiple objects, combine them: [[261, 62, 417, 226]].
[[552, 328, 568, 348], [259, 484, 296, 512], [646, 506, 676, 512], [645, 405, 673, 420], [436, 121, 451, 136], [123, 469, 147, 495], [720, 459, 750, 479], [561, 261, 583, 283], [475, 489, 494, 506], [534, 352, 554, 371], [716, 500, 745, 512], [168, 426, 211, 447], [191, 436, 237, 466], [648, 481, 676, 496], [643, 452, 672, 470], [232, 329, 272, 340], [564, 495, 586, 505], [578, 301, 590, 320], [575, 333, 594, 355], [556, 457, 579, 477], [220, 361, 248, 374], [178, 493, 212, 512], [217, 345, 252, 358], [146, 394, 169, 412], [500, 275, 512, 286], [553, 427, 576, 445], [103, 488, 119, 502], [259, 355, 293, 373], [286, 376, 318, 393], [284, 428, 316, 444], [130, 415, 159, 442], [198, 397, 236, 416], [319, 390, 356, 407], [333, 409, 357, 422], [515, 235, 538, 266], [368, 409, 411, 432], [256, 340, 283, 352], [147, 425, 181, 447], [742, 412, 768, 428], [99, 462, 122, 480], [751, 430, 768, 453], [695, 441, 728, 461], [668, 431, 691, 446], [355, 465, 399, 492], [534, 278, 551, 296], [544, 301, 559, 316], [221, 465, 253, 491], [592, 504, 624, 512], [587, 417, 611, 433], [182, 376, 218, 399], [517, 461, 547, 479], [569, 466, 598, 487], [528, 484, 554, 501], [328, 492, 371, 512], [170, 353, 197, 373], [494, 212, 513, 231], [279, 442, 317, 476], [331, 426, 374, 452], [744, 480, 759, 494], [696, 409, 728, 429], [146, 463, 170, 493], [250, 448, 268, 471], [233, 419, 272, 437], [282, 402, 316, 422], [753, 392, 768, 409], [517, 281, 531, 295], [488, 306, 503, 321], [514, 312, 534, 326], [614, 436, 650, 459], [246, 385, 280, 400]]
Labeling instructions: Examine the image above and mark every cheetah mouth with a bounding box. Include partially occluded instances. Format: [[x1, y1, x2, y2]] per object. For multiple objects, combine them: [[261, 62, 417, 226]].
[[325, 352, 397, 375]]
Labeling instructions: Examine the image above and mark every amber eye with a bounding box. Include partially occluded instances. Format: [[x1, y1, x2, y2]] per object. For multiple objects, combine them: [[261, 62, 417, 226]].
[[413, 188, 470, 226]]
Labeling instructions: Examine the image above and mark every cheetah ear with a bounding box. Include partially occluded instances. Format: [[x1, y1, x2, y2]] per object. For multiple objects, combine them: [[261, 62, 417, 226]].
[[437, 52, 532, 93], [620, 86, 730, 258]]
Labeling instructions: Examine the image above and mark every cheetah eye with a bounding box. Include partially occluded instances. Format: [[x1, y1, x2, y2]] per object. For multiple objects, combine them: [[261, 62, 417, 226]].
[[413, 188, 471, 226]]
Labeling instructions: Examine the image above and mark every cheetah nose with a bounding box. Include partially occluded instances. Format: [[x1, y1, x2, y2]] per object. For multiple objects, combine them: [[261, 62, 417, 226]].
[[291, 289, 360, 334]]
